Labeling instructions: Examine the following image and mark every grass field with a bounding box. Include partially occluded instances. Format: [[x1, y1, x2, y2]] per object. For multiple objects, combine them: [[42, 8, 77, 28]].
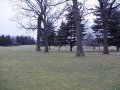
[[0, 45, 120, 90]]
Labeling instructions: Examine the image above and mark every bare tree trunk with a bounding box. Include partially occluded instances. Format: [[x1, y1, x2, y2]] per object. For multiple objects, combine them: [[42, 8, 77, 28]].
[[36, 15, 41, 51], [102, 19, 109, 54], [72, 0, 85, 57], [44, 22, 49, 52], [103, 27, 109, 54], [100, 4, 109, 54]]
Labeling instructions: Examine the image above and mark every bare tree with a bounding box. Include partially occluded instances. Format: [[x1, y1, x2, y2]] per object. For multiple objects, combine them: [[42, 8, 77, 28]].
[[36, 14, 42, 51], [97, 0, 120, 54], [10, 0, 87, 56], [10, 0, 66, 52], [72, 0, 85, 57]]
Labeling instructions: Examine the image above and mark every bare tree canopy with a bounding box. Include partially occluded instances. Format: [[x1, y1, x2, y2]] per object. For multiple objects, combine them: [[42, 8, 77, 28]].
[[9, 0, 99, 57]]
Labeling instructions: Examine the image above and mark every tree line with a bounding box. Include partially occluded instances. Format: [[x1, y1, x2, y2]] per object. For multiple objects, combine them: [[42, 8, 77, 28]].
[[0, 35, 35, 46], [35, 7, 87, 52], [10, 0, 120, 57]]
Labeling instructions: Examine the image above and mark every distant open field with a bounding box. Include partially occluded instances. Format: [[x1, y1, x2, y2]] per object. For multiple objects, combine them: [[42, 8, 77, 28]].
[[0, 45, 120, 90]]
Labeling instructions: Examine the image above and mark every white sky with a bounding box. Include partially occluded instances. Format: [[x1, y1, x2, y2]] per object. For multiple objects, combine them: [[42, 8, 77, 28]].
[[0, 0, 98, 38], [0, 0, 36, 38]]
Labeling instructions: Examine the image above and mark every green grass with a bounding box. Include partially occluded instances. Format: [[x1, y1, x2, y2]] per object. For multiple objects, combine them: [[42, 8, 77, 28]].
[[0, 45, 120, 90]]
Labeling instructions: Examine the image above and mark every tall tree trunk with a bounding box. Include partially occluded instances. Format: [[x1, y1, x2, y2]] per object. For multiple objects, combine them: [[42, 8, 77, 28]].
[[102, 20, 109, 54], [44, 22, 49, 52], [98, 0, 115, 54], [103, 28, 109, 54], [72, 0, 85, 57], [36, 15, 41, 51]]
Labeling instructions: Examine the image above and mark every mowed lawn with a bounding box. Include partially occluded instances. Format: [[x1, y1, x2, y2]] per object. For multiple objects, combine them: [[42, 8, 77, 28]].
[[0, 45, 120, 90]]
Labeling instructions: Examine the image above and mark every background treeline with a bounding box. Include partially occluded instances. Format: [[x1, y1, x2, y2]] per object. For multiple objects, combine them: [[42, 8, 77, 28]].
[[0, 35, 35, 46], [36, 6, 120, 52]]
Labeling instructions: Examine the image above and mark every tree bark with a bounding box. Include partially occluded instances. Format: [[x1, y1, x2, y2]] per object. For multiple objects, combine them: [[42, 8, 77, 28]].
[[36, 15, 41, 51], [99, 3, 109, 54], [72, 0, 85, 57], [102, 19, 109, 54], [103, 27, 109, 54], [44, 22, 49, 52]]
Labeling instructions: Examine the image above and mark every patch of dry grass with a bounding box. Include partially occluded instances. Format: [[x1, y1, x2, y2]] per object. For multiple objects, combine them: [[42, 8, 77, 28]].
[[0, 45, 120, 90]]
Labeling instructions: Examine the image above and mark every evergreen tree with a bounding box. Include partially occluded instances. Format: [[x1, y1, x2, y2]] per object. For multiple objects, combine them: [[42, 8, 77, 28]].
[[48, 21, 56, 50], [56, 22, 69, 51], [66, 10, 76, 52], [16, 36, 35, 45], [56, 8, 86, 52], [92, 6, 104, 49], [108, 8, 120, 51], [0, 35, 12, 46]]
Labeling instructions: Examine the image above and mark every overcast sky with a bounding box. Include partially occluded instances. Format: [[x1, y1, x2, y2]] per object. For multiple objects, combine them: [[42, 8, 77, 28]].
[[0, 0, 36, 38], [0, 0, 98, 38]]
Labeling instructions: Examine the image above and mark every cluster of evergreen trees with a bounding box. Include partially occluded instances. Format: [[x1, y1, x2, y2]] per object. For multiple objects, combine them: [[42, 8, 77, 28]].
[[0, 35, 12, 46], [55, 9, 86, 51], [16, 36, 35, 45], [0, 35, 35, 46]]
